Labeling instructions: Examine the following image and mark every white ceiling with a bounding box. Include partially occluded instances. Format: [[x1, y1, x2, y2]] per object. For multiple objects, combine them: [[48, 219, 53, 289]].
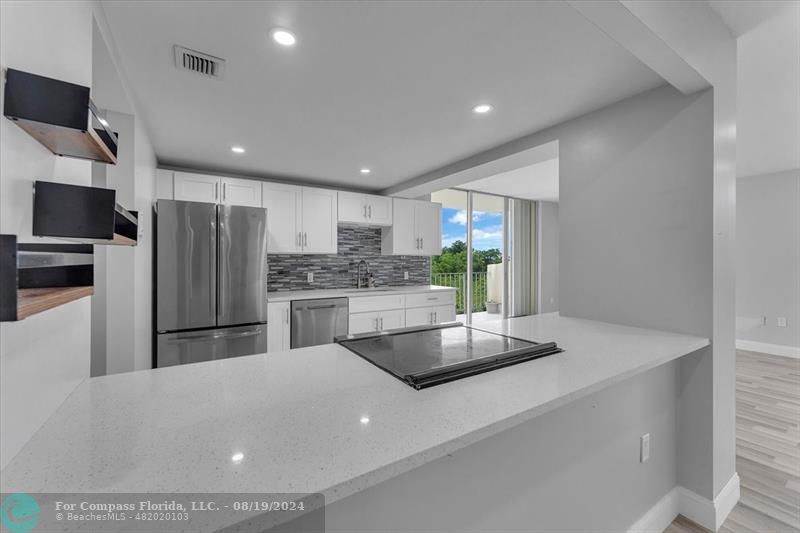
[[458, 158, 559, 202], [101, 1, 666, 191], [708, 0, 796, 37]]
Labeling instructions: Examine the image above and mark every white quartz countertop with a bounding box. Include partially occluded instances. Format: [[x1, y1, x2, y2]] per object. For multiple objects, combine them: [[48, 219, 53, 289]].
[[1, 314, 708, 510], [266, 284, 456, 302]]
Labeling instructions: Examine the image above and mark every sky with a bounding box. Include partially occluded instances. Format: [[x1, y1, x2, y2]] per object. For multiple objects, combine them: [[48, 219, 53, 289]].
[[441, 208, 503, 251]]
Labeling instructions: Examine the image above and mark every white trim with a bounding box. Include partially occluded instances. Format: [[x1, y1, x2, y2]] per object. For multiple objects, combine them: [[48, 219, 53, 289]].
[[626, 474, 740, 532], [713, 473, 741, 530], [736, 339, 800, 359], [627, 488, 679, 533]]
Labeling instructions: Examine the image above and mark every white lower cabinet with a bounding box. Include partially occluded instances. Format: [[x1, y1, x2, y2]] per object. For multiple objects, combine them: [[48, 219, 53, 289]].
[[405, 305, 456, 327], [349, 309, 405, 335], [267, 302, 291, 352]]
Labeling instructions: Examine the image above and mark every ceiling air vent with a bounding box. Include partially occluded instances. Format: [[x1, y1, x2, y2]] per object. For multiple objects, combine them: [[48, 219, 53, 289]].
[[174, 46, 225, 79]]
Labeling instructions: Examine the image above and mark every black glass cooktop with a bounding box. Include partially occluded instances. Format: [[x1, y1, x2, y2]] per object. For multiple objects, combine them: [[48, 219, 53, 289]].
[[335, 323, 562, 389]]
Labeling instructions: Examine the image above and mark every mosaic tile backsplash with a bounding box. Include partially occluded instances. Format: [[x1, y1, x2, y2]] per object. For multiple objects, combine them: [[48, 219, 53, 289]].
[[267, 225, 431, 292]]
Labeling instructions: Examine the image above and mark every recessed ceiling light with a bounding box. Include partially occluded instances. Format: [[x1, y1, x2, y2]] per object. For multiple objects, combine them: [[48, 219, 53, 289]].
[[271, 29, 296, 47], [360, 416, 370, 424], [360, 168, 371, 175], [472, 103, 493, 114], [231, 146, 246, 154], [98, 118, 109, 127], [231, 452, 244, 463]]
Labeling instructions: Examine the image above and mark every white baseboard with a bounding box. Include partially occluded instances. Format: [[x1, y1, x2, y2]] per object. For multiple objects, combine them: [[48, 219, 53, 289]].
[[627, 488, 680, 533], [736, 339, 800, 359], [627, 473, 740, 532]]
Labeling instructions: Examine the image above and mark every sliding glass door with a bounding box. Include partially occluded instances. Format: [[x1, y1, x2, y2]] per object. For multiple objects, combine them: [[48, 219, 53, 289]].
[[431, 190, 509, 325]]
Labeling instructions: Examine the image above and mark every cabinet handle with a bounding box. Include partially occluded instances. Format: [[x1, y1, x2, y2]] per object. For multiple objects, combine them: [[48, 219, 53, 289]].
[[368, 205, 372, 218], [222, 182, 227, 201], [215, 182, 219, 201], [374, 318, 379, 331], [415, 237, 420, 249], [380, 317, 384, 329], [303, 232, 308, 246], [284, 308, 289, 324], [420, 237, 423, 249], [434, 311, 438, 323], [363, 205, 368, 218]]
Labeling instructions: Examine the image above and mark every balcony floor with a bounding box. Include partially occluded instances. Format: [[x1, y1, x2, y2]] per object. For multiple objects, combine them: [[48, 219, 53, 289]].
[[456, 310, 505, 326]]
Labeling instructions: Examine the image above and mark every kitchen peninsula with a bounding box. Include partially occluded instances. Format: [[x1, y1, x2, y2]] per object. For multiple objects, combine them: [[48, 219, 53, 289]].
[[1, 313, 708, 531]]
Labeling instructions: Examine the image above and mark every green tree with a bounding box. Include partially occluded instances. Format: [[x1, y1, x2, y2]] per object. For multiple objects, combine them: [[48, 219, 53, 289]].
[[432, 240, 501, 274]]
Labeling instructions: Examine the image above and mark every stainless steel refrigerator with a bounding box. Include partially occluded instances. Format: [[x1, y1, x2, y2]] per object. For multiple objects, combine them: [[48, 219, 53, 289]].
[[155, 199, 268, 367]]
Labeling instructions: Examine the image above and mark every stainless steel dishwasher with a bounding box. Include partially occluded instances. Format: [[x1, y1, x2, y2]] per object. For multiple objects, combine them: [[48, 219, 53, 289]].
[[291, 297, 349, 348]]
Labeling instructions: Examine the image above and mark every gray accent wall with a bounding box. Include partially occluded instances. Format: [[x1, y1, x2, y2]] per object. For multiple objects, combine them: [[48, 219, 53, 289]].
[[268, 225, 431, 291], [736, 169, 800, 349]]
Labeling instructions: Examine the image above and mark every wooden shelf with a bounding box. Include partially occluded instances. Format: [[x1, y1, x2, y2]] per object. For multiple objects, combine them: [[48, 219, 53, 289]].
[[17, 286, 93, 320]]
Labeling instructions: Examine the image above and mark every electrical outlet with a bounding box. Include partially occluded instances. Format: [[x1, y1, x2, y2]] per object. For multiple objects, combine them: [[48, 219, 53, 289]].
[[307, 272, 314, 283], [777, 317, 788, 328], [640, 433, 650, 463], [404, 271, 409, 280]]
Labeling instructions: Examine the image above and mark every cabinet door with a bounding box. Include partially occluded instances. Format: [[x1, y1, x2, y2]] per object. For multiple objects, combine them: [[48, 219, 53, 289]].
[[156, 169, 174, 200], [173, 172, 220, 203], [267, 302, 291, 353], [431, 304, 456, 325], [378, 309, 405, 331], [349, 311, 381, 335], [388, 198, 418, 255], [405, 306, 435, 328], [366, 195, 393, 226], [221, 177, 262, 207], [416, 202, 442, 256], [262, 183, 302, 253], [338, 192, 367, 224], [301, 187, 338, 254]]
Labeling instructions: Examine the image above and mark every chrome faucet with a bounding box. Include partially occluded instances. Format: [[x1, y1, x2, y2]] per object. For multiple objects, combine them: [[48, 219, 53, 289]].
[[357, 260, 371, 289]]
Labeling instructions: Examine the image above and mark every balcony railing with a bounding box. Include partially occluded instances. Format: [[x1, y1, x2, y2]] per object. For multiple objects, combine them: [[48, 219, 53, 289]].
[[431, 272, 488, 313]]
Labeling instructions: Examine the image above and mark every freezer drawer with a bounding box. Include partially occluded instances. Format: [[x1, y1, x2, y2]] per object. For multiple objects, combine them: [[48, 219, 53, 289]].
[[156, 324, 267, 368]]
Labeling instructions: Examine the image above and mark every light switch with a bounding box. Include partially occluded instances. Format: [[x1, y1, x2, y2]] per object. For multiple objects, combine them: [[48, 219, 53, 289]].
[[777, 317, 788, 328]]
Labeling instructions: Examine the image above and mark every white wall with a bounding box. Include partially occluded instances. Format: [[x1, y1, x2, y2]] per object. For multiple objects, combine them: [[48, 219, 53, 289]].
[[736, 7, 800, 178], [90, 8, 158, 376], [0, 0, 158, 468], [0, 0, 95, 469], [537, 201, 559, 314], [736, 170, 800, 352]]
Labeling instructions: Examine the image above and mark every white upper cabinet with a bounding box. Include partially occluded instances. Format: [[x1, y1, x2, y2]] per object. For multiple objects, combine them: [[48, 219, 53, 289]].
[[173, 172, 220, 204], [261, 184, 337, 254], [381, 198, 442, 256], [262, 182, 302, 254], [173, 172, 262, 207], [338, 192, 393, 226], [156, 169, 174, 199], [302, 187, 338, 254], [415, 201, 442, 255], [221, 177, 262, 207]]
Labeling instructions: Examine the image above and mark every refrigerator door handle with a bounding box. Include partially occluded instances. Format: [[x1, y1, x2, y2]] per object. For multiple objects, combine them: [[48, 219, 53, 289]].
[[165, 328, 262, 343], [210, 220, 216, 317]]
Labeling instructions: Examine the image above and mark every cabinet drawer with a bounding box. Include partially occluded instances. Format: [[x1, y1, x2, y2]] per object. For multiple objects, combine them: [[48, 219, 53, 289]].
[[348, 294, 405, 313], [405, 291, 455, 309], [349, 309, 405, 334]]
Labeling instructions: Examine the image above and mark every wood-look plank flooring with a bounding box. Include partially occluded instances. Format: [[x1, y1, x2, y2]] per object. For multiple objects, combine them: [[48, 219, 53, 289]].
[[665, 350, 800, 533]]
